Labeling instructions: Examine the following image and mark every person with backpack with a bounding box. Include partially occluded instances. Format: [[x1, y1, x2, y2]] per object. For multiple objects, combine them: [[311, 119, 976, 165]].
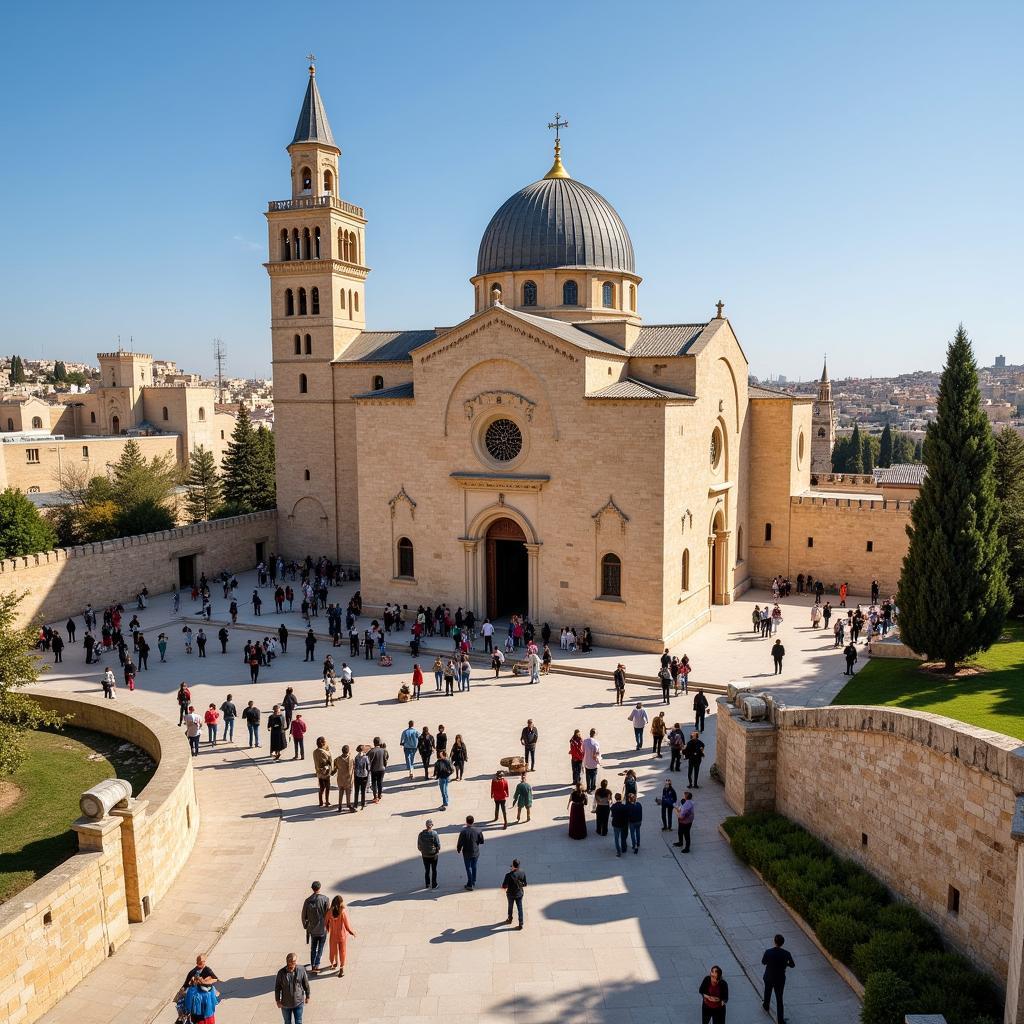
[[433, 748, 453, 810], [417, 819, 441, 889], [693, 690, 709, 733], [417, 726, 436, 779]]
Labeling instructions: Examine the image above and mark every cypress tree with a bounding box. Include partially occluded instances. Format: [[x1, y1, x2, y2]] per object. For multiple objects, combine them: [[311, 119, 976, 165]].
[[879, 424, 893, 468], [184, 445, 222, 522], [914, 439, 924, 461], [994, 426, 1024, 611], [891, 430, 915, 465], [847, 424, 864, 473], [897, 326, 1010, 670], [253, 425, 277, 510], [861, 434, 874, 474]]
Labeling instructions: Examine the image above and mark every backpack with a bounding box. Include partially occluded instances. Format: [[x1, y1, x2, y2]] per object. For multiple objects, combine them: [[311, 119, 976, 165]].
[[417, 829, 439, 856], [435, 757, 452, 778]]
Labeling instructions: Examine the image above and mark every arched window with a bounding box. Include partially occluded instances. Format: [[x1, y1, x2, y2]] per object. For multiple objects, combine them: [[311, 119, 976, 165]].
[[398, 537, 415, 578], [112, 415, 120, 434], [162, 406, 169, 421], [600, 553, 622, 598], [323, 169, 333, 194], [341, 230, 349, 262], [90, 411, 96, 423], [31, 416, 42, 429], [764, 522, 772, 543], [681, 549, 690, 591], [314, 227, 321, 259], [817, 427, 826, 437], [562, 280, 578, 306], [311, 287, 320, 315], [299, 374, 308, 394], [736, 526, 744, 564], [602, 282, 615, 308], [280, 229, 290, 261], [629, 284, 636, 310], [351, 233, 359, 263], [285, 288, 294, 316], [522, 281, 537, 306], [298, 288, 307, 315], [339, 288, 346, 310], [372, 375, 384, 391], [294, 334, 301, 355], [302, 228, 310, 260], [300, 166, 312, 192], [198, 407, 206, 421], [353, 292, 359, 312], [304, 469, 310, 480], [292, 228, 300, 258], [304, 334, 312, 355]]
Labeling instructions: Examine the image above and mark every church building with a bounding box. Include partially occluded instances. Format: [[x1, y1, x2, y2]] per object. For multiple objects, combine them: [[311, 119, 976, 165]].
[[268, 65, 902, 650]]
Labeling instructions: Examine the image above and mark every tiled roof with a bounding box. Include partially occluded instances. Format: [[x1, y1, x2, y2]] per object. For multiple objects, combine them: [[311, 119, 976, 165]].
[[338, 330, 441, 363], [748, 384, 792, 399], [873, 463, 926, 486], [352, 381, 414, 400], [503, 308, 626, 355], [291, 71, 336, 147], [586, 378, 694, 400], [630, 323, 709, 357]]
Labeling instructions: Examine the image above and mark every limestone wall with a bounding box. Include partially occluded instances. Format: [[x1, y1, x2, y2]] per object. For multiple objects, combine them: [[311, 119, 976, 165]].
[[0, 511, 276, 626], [717, 701, 1024, 992], [0, 693, 197, 1024]]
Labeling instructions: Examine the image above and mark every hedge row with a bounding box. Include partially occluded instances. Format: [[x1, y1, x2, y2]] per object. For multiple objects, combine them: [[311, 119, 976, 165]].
[[721, 812, 1001, 1024]]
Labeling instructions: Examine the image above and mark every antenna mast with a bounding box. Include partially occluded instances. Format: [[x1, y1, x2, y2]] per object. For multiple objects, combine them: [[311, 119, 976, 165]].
[[213, 337, 227, 404]]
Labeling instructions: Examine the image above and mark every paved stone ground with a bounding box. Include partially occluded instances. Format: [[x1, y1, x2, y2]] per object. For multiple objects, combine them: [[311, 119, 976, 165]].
[[33, 574, 865, 1023]]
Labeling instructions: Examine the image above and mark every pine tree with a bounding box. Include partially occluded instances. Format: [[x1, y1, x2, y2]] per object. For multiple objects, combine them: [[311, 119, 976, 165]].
[[897, 326, 1010, 670], [0, 488, 57, 557], [253, 425, 277, 510], [184, 445, 222, 522], [879, 424, 893, 468], [994, 426, 1024, 611], [847, 424, 864, 473], [220, 406, 259, 513], [109, 440, 179, 534]]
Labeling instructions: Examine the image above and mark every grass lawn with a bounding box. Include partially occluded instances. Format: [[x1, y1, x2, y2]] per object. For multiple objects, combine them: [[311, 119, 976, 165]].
[[0, 727, 156, 904], [833, 620, 1024, 740]]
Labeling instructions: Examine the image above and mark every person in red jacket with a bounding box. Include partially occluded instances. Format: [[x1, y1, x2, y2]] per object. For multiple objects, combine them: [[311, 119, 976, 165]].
[[569, 729, 585, 787], [412, 663, 424, 700], [290, 713, 308, 760], [490, 770, 509, 829]]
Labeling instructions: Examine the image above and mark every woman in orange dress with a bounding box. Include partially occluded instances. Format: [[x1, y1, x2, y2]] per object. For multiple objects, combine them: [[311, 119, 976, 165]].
[[326, 895, 357, 976]]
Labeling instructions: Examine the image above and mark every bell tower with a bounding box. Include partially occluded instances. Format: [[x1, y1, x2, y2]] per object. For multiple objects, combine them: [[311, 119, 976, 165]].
[[811, 358, 837, 475], [267, 61, 369, 560]]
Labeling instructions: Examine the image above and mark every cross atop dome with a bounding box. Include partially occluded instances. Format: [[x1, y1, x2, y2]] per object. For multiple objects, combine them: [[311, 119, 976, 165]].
[[544, 112, 570, 180]]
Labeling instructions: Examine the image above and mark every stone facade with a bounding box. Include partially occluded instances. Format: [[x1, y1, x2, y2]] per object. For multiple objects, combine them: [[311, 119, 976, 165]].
[[0, 693, 197, 1024], [717, 699, 1024, 1022], [0, 511, 275, 627]]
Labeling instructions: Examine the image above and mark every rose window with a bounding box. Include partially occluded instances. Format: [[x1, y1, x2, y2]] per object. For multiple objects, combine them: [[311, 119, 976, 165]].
[[484, 418, 523, 462]]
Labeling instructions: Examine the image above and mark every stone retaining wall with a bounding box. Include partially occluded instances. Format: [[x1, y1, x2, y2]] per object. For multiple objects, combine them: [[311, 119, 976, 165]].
[[0, 693, 197, 1024]]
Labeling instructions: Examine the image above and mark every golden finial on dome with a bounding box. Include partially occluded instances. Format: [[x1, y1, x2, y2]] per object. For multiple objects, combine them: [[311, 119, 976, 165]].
[[307, 53, 317, 76], [544, 113, 570, 179]]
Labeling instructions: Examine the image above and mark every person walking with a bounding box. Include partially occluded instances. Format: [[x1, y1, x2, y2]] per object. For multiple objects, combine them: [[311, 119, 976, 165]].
[[325, 895, 356, 976], [567, 782, 588, 839], [651, 712, 667, 757], [450, 734, 468, 780], [353, 745, 370, 810], [668, 722, 685, 772], [418, 725, 435, 779], [290, 714, 307, 760], [304, 628, 317, 663], [220, 695, 237, 742], [491, 770, 509, 828], [512, 771, 533, 823], [457, 815, 485, 889], [274, 952, 310, 1023], [433, 747, 453, 810], [594, 779, 612, 835], [501, 858, 528, 929], [301, 881, 329, 974], [195, 629, 207, 658], [417, 819, 441, 889], [625, 791, 643, 854], [698, 965, 729, 1023], [582, 728, 601, 792], [411, 663, 423, 699], [400, 721, 420, 779], [443, 659, 456, 696], [184, 705, 202, 756], [218, 626, 229, 654], [844, 640, 859, 675], [771, 639, 785, 675], [569, 729, 584, 786], [613, 663, 626, 705], [242, 700, 261, 748], [674, 790, 695, 852], [267, 705, 287, 761], [658, 779, 677, 831], [693, 690, 709, 733], [684, 732, 706, 788], [520, 720, 538, 771], [203, 704, 220, 746], [628, 703, 649, 750], [313, 737, 332, 807], [332, 744, 354, 813], [283, 687, 298, 729], [248, 646, 261, 684], [762, 934, 796, 1023], [611, 793, 628, 856], [658, 663, 672, 704], [368, 738, 388, 802], [339, 662, 353, 700], [102, 666, 116, 699]]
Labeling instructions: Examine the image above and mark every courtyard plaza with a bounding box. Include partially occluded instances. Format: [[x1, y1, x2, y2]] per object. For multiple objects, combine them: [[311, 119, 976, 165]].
[[30, 572, 864, 1024]]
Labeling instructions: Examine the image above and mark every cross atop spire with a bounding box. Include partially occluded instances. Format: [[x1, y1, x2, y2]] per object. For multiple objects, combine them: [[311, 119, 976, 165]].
[[307, 53, 317, 73], [290, 59, 337, 149], [821, 356, 830, 383], [544, 112, 571, 180]]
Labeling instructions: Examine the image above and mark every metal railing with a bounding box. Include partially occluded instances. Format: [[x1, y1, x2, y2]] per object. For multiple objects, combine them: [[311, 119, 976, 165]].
[[268, 195, 364, 218]]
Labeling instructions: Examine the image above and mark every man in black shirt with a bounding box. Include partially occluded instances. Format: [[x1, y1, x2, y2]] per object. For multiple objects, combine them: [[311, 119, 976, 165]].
[[762, 933, 796, 1023], [501, 858, 528, 929], [519, 720, 538, 771]]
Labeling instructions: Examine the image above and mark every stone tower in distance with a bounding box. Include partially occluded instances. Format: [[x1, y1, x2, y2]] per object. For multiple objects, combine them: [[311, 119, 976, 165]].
[[810, 359, 836, 476]]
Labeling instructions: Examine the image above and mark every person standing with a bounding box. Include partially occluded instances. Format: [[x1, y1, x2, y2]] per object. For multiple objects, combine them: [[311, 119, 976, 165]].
[[582, 728, 601, 792], [185, 705, 202, 756], [674, 790, 695, 852], [625, 791, 643, 854], [196, 629, 207, 658], [693, 690, 709, 733], [450, 734, 468, 780], [301, 881, 329, 974], [762, 934, 796, 1023], [520, 720, 538, 771], [844, 640, 858, 675], [332, 744, 354, 813], [481, 618, 494, 653], [512, 771, 533, 823], [433, 747, 453, 810], [411, 663, 423, 699], [242, 700, 261, 748], [594, 779, 612, 836], [457, 815, 485, 889], [658, 779, 677, 831], [610, 793, 628, 856], [267, 705, 287, 761], [651, 712, 667, 757], [218, 626, 229, 654], [668, 722, 685, 772], [658, 663, 672, 704], [368, 738, 388, 802], [400, 721, 420, 779], [290, 714, 308, 760], [417, 819, 441, 889], [771, 639, 785, 675], [283, 688, 298, 729], [418, 725, 435, 779], [501, 858, 528, 929], [567, 782, 588, 839], [217, 695, 236, 743], [102, 666, 116, 699], [684, 732, 706, 788], [274, 952, 310, 1023], [613, 663, 627, 706], [313, 737, 332, 807], [339, 662, 353, 700], [698, 965, 729, 1023], [628, 703, 649, 751], [569, 729, 584, 786], [491, 770, 509, 828], [353, 745, 370, 810], [325, 895, 356, 976]]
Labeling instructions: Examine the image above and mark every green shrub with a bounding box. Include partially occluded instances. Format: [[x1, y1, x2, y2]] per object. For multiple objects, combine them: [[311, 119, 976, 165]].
[[874, 903, 941, 950], [840, 862, 891, 906], [774, 871, 820, 918], [852, 931, 921, 982], [908, 952, 1002, 1023], [816, 893, 881, 927], [860, 969, 915, 1024], [816, 912, 872, 962]]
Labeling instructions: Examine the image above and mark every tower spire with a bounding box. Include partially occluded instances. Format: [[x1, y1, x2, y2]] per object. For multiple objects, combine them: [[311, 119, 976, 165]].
[[544, 113, 570, 179], [290, 58, 337, 149], [820, 356, 830, 383]]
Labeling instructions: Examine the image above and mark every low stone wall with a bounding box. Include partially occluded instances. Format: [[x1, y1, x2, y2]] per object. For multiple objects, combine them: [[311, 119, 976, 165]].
[[0, 510, 277, 627], [716, 697, 1024, 1024], [0, 693, 198, 1024]]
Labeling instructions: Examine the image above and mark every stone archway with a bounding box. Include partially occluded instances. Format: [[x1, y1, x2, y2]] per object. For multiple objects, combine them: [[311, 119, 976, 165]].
[[485, 517, 528, 619], [708, 508, 731, 605]]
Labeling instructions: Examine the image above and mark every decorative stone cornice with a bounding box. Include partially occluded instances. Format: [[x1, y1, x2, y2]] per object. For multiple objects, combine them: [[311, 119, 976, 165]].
[[449, 471, 549, 492], [593, 495, 630, 533], [388, 486, 417, 518], [264, 259, 369, 280], [420, 316, 579, 365], [464, 390, 536, 423]]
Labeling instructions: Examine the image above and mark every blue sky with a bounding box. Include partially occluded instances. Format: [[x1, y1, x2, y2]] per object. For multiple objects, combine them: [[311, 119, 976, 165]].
[[1, 1, 1021, 380]]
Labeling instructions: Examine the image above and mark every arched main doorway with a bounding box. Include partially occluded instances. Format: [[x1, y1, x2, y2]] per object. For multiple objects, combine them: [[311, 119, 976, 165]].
[[111, 414, 120, 434], [485, 517, 528, 619], [709, 508, 729, 605]]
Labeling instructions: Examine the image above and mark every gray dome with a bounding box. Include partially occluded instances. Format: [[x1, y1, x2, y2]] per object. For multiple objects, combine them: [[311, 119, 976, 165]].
[[477, 176, 635, 276]]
